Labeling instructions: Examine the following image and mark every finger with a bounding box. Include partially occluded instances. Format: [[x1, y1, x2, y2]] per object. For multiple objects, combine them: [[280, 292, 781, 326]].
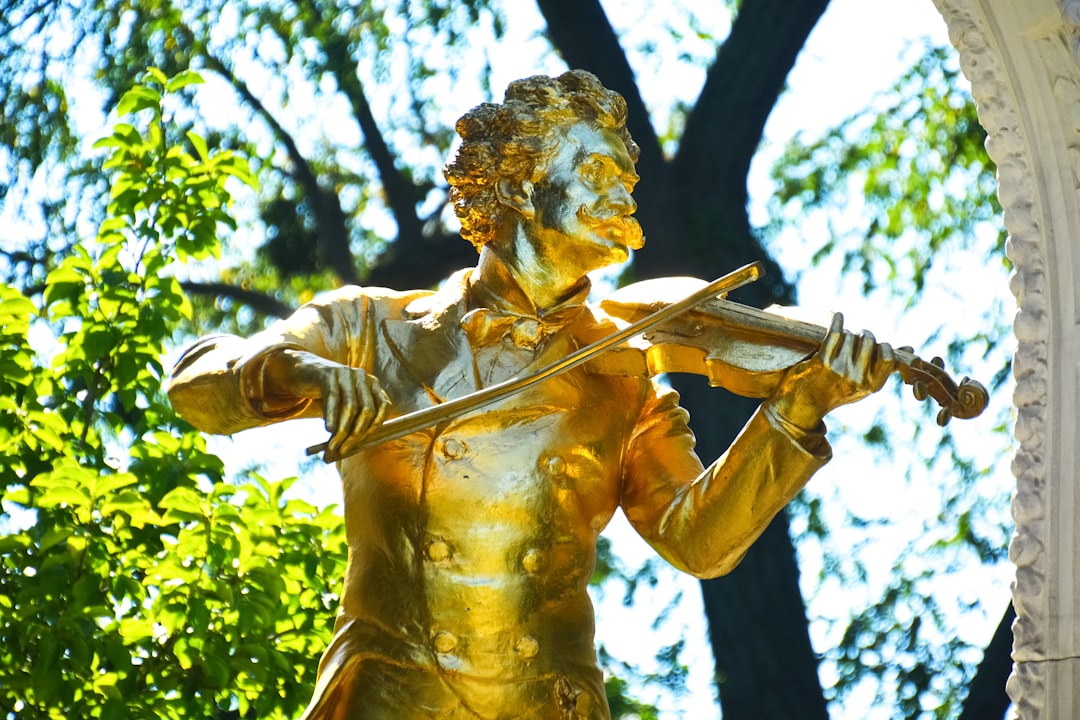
[[353, 370, 376, 437], [373, 385, 393, 427], [321, 375, 341, 463], [326, 371, 343, 459], [329, 371, 356, 459], [337, 375, 390, 460], [878, 341, 895, 365], [873, 341, 896, 390], [855, 329, 877, 379], [821, 312, 845, 362], [323, 370, 339, 438]]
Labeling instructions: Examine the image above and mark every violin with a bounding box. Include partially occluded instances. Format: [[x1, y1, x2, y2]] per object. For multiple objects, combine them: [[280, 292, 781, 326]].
[[306, 262, 987, 460], [590, 275, 988, 426]]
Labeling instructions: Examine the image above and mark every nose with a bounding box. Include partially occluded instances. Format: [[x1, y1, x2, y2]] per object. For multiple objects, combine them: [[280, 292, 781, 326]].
[[608, 183, 636, 215]]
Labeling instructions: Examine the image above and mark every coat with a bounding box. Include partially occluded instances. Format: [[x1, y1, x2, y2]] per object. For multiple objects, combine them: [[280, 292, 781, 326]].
[[166, 269, 831, 720]]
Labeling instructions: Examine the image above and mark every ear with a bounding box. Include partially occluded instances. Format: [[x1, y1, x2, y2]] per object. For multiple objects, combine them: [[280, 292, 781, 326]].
[[495, 178, 535, 220]]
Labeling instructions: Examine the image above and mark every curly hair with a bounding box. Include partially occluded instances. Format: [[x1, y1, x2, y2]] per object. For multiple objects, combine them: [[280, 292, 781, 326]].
[[443, 70, 640, 250]]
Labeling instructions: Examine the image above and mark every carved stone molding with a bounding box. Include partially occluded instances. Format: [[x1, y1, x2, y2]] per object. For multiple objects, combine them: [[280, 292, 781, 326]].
[[933, 0, 1080, 716], [1063, 1, 1080, 55]]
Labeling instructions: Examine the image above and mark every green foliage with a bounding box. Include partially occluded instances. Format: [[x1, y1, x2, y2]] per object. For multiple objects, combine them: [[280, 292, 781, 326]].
[[605, 675, 661, 720], [0, 0, 511, 306], [770, 42, 1013, 720], [0, 70, 344, 720], [769, 45, 1005, 300]]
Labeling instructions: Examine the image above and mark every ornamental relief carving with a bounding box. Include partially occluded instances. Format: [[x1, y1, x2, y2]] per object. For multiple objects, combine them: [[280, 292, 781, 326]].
[[933, 0, 1059, 716]]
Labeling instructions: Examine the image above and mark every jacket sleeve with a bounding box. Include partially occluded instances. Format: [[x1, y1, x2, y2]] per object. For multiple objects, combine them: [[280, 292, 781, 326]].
[[164, 287, 371, 435], [619, 382, 831, 579]]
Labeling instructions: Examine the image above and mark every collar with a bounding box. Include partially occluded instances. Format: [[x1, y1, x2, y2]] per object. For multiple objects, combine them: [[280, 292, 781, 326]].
[[467, 258, 592, 319]]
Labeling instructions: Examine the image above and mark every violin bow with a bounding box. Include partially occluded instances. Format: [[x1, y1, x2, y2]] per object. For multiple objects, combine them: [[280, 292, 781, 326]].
[[306, 261, 765, 461]]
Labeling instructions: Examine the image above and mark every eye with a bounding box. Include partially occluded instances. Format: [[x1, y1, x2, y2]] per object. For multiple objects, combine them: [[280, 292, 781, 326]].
[[581, 162, 605, 185]]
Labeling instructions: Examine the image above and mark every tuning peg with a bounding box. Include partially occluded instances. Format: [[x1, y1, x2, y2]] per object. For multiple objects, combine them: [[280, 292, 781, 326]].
[[912, 381, 928, 401], [936, 408, 952, 426]]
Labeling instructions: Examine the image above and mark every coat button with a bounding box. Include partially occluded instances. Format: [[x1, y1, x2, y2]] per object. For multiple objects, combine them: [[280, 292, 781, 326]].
[[433, 631, 458, 654], [441, 438, 466, 459], [521, 548, 541, 574], [544, 455, 566, 477], [427, 540, 451, 563], [515, 635, 539, 659]]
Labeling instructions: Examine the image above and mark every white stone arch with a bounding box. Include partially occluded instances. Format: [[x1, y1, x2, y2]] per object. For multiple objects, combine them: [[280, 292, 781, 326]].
[[933, 0, 1079, 716]]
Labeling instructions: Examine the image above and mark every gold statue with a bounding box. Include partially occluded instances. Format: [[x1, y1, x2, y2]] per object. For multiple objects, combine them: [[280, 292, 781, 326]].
[[167, 70, 978, 719]]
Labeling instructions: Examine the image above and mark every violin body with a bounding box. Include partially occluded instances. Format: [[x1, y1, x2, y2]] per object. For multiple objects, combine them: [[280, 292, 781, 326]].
[[591, 276, 988, 426], [592, 277, 818, 398]]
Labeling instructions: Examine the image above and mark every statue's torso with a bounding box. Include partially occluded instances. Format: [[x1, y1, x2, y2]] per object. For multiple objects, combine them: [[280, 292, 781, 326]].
[[322, 312, 645, 719]]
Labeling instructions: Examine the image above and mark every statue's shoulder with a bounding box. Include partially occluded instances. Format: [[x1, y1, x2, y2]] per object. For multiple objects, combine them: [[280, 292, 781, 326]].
[[302, 282, 441, 320], [578, 301, 621, 339]]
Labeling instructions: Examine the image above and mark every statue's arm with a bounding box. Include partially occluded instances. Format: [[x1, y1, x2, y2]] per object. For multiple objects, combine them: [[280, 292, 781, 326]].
[[620, 315, 894, 578], [620, 384, 831, 579], [165, 287, 383, 441]]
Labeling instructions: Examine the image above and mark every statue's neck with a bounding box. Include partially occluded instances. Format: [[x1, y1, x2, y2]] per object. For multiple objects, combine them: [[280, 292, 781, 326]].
[[473, 235, 586, 313]]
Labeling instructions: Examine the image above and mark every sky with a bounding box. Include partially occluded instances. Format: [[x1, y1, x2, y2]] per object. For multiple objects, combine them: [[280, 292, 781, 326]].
[[197, 0, 1015, 717]]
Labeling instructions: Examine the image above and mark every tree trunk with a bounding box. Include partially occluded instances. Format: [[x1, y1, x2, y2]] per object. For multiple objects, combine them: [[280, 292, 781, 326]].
[[535, 0, 835, 716], [957, 603, 1015, 720], [673, 382, 830, 720]]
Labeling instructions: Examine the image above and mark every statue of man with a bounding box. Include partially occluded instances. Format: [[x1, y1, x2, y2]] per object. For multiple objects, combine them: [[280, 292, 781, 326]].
[[167, 70, 893, 720]]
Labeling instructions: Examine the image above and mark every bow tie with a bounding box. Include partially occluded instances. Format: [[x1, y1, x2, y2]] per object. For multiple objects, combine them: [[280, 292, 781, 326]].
[[460, 305, 582, 350]]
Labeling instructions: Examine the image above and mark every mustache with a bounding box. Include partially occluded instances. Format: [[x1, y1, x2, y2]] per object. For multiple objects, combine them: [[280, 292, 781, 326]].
[[576, 205, 645, 249]]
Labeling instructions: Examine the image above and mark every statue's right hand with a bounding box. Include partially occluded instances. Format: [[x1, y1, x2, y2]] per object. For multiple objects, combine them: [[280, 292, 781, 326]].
[[278, 349, 392, 462]]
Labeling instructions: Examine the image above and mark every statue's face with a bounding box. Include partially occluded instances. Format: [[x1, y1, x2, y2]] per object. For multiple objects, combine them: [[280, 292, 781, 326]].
[[525, 123, 643, 278]]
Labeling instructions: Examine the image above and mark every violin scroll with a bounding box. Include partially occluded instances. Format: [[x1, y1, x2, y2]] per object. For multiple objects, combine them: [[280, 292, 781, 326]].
[[893, 349, 989, 426]]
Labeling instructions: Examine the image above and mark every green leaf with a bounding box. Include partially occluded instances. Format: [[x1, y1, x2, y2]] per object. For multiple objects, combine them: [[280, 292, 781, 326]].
[[145, 66, 169, 86], [39, 527, 72, 552], [166, 70, 205, 93], [0, 294, 37, 323], [93, 471, 138, 496], [0, 535, 30, 555], [37, 485, 91, 509], [3, 485, 30, 506], [200, 654, 230, 688], [31, 634, 61, 702], [117, 85, 161, 117], [44, 263, 86, 306], [159, 486, 205, 517], [186, 130, 209, 162]]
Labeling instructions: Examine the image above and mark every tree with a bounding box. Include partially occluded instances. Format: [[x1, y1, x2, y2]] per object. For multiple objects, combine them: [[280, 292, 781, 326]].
[[0, 71, 356, 719], [0, 1, 1012, 718]]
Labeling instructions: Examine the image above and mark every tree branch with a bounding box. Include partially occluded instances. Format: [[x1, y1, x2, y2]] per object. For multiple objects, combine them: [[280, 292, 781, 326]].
[[318, 31, 426, 248], [363, 232, 478, 291], [656, 2, 835, 716], [179, 280, 293, 319], [533, 0, 661, 170], [203, 54, 359, 285], [693, 407, 830, 720], [673, 0, 830, 240]]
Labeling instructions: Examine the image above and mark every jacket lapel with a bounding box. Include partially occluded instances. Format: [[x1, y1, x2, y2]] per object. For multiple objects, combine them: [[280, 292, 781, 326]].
[[380, 270, 479, 407]]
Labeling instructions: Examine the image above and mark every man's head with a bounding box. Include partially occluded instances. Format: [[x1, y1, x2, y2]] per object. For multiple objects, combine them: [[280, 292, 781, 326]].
[[445, 70, 640, 251]]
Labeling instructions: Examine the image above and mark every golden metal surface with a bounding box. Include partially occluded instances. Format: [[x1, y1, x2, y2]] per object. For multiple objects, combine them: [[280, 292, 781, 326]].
[[303, 262, 765, 460], [167, 71, 902, 719]]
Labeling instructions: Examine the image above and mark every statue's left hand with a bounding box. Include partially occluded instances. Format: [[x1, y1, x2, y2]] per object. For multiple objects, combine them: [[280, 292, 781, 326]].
[[767, 313, 896, 430]]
